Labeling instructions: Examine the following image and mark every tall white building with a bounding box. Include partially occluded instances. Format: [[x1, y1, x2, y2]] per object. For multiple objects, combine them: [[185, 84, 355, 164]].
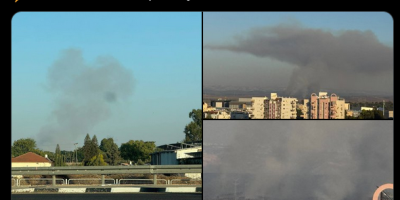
[[279, 97, 298, 119], [251, 94, 298, 119], [250, 97, 267, 119], [265, 93, 297, 119]]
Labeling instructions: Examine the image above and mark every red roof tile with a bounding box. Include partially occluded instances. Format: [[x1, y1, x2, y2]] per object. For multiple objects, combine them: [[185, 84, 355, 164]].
[[11, 152, 52, 163]]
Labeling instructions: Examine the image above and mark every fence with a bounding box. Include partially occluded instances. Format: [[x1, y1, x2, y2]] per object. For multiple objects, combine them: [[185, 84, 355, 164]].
[[12, 165, 201, 186], [67, 178, 116, 185], [17, 178, 65, 186], [11, 178, 16, 187], [118, 179, 167, 185], [170, 178, 202, 185], [12, 178, 201, 187]]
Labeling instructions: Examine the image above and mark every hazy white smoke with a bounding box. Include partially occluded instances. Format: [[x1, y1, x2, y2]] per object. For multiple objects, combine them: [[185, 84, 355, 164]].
[[204, 121, 393, 200], [37, 48, 134, 151]]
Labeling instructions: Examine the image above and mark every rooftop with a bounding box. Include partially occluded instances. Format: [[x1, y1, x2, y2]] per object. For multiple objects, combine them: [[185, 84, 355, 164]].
[[11, 152, 52, 163], [156, 142, 202, 151]]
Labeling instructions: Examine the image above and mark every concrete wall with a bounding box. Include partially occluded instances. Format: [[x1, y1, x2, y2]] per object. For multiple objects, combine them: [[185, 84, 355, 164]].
[[12, 162, 52, 167]]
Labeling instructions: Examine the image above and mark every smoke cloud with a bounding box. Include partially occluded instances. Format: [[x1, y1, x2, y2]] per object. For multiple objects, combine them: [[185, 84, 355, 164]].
[[37, 48, 134, 150], [203, 121, 393, 200], [204, 24, 393, 97]]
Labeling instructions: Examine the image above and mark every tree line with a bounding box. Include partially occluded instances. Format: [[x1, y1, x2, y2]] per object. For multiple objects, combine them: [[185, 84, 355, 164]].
[[11, 109, 203, 166], [11, 135, 156, 166], [348, 101, 393, 111]]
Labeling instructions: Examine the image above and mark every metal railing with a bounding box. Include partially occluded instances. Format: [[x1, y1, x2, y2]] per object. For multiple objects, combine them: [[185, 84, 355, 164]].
[[170, 178, 202, 185], [18, 178, 65, 186], [12, 165, 201, 175], [12, 165, 201, 186], [118, 179, 167, 185], [12, 177, 201, 187], [11, 178, 17, 187], [67, 178, 115, 185]]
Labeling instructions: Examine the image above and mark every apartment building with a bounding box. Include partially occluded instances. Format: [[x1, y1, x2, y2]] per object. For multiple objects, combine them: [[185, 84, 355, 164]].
[[310, 92, 346, 119]]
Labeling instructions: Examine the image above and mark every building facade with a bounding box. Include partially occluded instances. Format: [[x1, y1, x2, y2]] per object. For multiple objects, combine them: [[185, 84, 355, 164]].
[[264, 93, 297, 119], [310, 92, 346, 119], [11, 152, 52, 167], [250, 97, 267, 119]]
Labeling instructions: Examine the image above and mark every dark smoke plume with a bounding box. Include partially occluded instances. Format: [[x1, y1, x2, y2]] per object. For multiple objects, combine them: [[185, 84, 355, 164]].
[[204, 24, 393, 97], [37, 48, 134, 150], [204, 121, 393, 200]]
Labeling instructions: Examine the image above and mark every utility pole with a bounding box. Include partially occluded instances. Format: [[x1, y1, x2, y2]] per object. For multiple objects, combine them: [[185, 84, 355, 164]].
[[74, 143, 78, 165]]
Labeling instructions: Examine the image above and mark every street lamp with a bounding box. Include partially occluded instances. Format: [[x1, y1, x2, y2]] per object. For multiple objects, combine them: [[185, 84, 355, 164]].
[[74, 143, 78, 165]]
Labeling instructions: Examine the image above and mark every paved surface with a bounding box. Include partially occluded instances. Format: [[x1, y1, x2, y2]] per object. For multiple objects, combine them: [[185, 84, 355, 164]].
[[11, 193, 202, 200]]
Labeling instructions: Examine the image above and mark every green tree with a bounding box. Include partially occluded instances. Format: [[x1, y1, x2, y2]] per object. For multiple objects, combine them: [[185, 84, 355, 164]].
[[137, 159, 145, 165], [76, 147, 84, 163], [82, 133, 99, 166], [356, 110, 384, 119], [84, 133, 91, 143], [55, 144, 61, 154], [54, 144, 65, 166], [183, 109, 202, 143], [99, 138, 121, 166], [205, 114, 213, 119], [92, 135, 99, 146], [87, 153, 108, 166], [12, 138, 39, 157], [120, 140, 155, 163]]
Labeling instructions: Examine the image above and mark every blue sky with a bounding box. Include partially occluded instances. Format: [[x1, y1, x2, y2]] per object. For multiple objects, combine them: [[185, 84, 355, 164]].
[[12, 12, 201, 151], [203, 12, 393, 96]]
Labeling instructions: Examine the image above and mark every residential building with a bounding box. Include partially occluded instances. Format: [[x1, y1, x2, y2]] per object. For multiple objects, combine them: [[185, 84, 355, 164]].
[[238, 98, 252, 111], [203, 102, 216, 112], [345, 103, 350, 110], [216, 110, 231, 119], [331, 97, 346, 119], [12, 152, 52, 167], [210, 99, 231, 108], [250, 97, 267, 119], [264, 93, 297, 119], [229, 101, 245, 110], [204, 110, 230, 119], [388, 111, 393, 118], [310, 92, 346, 119]]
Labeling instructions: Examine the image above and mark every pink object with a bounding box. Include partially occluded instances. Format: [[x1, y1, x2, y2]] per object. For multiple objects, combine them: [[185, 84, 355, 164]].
[[372, 183, 393, 200]]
